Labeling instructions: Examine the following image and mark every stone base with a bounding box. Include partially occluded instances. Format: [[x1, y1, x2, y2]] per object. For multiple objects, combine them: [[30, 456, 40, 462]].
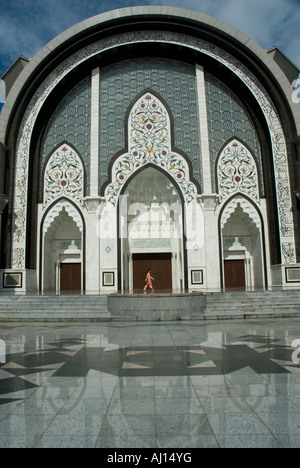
[[108, 293, 206, 320], [271, 264, 300, 289], [0, 269, 37, 292]]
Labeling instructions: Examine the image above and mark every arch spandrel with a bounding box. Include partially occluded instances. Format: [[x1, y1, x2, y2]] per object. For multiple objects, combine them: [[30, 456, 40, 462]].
[[43, 144, 85, 210], [217, 139, 260, 207], [220, 195, 262, 231], [105, 92, 197, 206], [10, 30, 297, 267], [42, 199, 84, 235]]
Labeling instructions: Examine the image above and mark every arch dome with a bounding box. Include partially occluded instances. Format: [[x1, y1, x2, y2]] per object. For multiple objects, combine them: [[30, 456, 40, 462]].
[[1, 6, 299, 142], [0, 6, 299, 293]]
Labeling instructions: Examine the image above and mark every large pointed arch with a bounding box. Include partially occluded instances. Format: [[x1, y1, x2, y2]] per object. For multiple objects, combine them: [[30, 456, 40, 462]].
[[219, 194, 267, 290], [104, 91, 197, 206], [219, 194, 263, 231], [41, 198, 84, 235], [10, 28, 297, 268], [39, 197, 85, 292]]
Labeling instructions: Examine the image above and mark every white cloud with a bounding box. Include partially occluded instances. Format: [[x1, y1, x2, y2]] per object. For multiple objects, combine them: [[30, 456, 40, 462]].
[[216, 0, 299, 54], [0, 0, 299, 77], [160, 0, 300, 67]]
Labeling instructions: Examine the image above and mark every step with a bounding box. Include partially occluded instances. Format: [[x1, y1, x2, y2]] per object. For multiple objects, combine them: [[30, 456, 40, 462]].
[[0, 291, 299, 321]]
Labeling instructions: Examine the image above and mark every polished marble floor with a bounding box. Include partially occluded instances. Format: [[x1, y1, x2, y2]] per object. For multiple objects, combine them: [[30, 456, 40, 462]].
[[0, 318, 300, 448]]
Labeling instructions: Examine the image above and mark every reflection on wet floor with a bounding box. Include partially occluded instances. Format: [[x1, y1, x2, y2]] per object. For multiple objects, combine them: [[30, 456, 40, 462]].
[[0, 318, 300, 448]]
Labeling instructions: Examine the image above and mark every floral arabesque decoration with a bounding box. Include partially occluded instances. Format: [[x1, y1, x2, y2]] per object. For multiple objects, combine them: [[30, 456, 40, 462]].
[[43, 144, 84, 209], [12, 31, 296, 269], [106, 93, 196, 205], [217, 140, 260, 205]]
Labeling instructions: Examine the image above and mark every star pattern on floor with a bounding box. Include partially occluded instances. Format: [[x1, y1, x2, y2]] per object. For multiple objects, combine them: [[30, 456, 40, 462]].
[[0, 334, 299, 405]]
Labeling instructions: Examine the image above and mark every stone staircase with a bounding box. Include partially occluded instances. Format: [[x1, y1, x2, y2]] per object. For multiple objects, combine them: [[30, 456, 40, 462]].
[[0, 290, 299, 321], [202, 290, 300, 320], [0, 294, 110, 321]]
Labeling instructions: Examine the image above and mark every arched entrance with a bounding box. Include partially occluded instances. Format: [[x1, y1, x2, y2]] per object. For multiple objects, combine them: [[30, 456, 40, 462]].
[[119, 166, 185, 292], [103, 90, 198, 292], [220, 196, 266, 290], [40, 201, 84, 292]]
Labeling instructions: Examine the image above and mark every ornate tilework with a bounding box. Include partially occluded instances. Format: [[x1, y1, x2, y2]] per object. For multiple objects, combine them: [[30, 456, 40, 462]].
[[106, 92, 197, 205], [40, 77, 91, 201], [99, 58, 200, 194], [43, 144, 84, 209], [217, 139, 260, 205], [11, 30, 296, 268], [205, 73, 263, 196]]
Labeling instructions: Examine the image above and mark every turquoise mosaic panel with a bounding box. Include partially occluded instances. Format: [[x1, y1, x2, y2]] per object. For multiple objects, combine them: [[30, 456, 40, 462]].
[[99, 58, 201, 193], [39, 77, 91, 200], [205, 73, 264, 194]]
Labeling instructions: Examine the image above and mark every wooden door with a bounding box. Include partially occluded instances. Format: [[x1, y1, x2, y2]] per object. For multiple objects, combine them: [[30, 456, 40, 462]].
[[60, 263, 81, 292], [133, 253, 172, 292], [224, 260, 245, 289]]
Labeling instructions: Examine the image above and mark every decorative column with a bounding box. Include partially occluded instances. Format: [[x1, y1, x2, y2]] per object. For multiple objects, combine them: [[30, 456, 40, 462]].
[[98, 198, 118, 293], [196, 64, 221, 291], [0, 143, 7, 194], [84, 67, 101, 292], [196, 64, 212, 194], [200, 194, 221, 291], [0, 194, 9, 267], [294, 136, 300, 212], [84, 197, 102, 292], [90, 67, 100, 196], [0, 143, 8, 267]]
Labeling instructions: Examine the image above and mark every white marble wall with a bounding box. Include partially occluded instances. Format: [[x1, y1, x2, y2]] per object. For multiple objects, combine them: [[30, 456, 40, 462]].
[[5, 58, 299, 293]]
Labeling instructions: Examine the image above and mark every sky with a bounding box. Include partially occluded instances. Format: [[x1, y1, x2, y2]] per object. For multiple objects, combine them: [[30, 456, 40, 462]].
[[0, 0, 299, 96]]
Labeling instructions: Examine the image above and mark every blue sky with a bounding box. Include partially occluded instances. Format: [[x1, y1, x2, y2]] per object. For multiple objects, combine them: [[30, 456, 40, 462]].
[[0, 0, 299, 80]]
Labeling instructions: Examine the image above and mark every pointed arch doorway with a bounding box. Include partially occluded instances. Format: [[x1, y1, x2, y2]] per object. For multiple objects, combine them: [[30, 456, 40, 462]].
[[104, 90, 198, 293], [40, 201, 84, 293], [220, 196, 266, 291], [119, 166, 185, 293]]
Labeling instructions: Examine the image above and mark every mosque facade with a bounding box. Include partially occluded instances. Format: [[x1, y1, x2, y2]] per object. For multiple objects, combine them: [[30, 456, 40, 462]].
[[0, 6, 300, 294]]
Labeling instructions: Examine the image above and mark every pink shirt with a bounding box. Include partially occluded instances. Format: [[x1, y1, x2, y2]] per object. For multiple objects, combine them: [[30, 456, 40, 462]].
[[146, 272, 154, 284]]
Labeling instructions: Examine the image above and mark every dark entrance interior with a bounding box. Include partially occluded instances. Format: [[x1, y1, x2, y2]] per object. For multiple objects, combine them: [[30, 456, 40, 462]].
[[133, 253, 172, 292], [60, 263, 81, 292], [224, 259, 245, 290]]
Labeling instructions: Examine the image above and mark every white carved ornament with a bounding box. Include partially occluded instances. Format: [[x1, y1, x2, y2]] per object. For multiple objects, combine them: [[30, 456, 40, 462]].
[[42, 200, 83, 235], [220, 195, 262, 231], [217, 139, 260, 206], [43, 144, 84, 209], [11, 30, 296, 267], [105, 92, 197, 205]]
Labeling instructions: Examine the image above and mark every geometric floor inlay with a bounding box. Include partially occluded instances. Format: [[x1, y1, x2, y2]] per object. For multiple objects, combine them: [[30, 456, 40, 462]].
[[0, 333, 297, 403]]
